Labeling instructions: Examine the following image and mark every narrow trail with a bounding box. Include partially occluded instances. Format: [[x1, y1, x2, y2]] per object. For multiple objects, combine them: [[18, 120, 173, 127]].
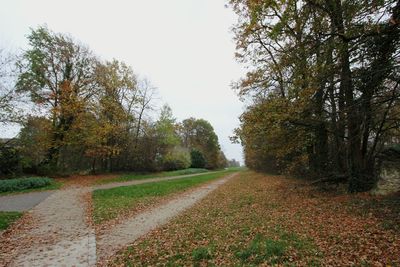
[[0, 172, 237, 266]]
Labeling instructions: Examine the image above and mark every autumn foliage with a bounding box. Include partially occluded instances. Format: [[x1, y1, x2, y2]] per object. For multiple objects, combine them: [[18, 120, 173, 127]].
[[230, 0, 400, 192], [1, 26, 228, 176]]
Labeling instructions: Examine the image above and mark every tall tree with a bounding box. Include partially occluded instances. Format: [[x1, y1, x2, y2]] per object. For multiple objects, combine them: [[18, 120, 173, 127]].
[[16, 26, 98, 168], [133, 78, 156, 149], [92, 59, 138, 171], [155, 104, 180, 154], [180, 118, 221, 169], [230, 0, 400, 191]]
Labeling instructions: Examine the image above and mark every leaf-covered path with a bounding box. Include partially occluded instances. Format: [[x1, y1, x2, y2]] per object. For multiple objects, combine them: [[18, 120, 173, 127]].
[[0, 172, 236, 266]]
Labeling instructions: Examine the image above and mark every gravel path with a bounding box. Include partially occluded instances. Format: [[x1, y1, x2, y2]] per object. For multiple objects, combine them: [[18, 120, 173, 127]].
[[0, 171, 236, 266], [0, 191, 54, 211], [96, 173, 237, 263], [1, 188, 96, 267]]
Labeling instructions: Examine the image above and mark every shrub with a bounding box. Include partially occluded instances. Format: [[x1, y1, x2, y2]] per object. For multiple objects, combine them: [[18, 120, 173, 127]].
[[0, 177, 53, 193], [190, 149, 206, 168], [162, 149, 191, 171], [0, 143, 22, 176], [388, 144, 400, 153], [18, 116, 52, 172]]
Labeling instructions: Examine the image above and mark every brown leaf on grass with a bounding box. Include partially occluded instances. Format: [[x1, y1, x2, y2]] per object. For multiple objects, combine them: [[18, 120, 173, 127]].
[[107, 171, 400, 266]]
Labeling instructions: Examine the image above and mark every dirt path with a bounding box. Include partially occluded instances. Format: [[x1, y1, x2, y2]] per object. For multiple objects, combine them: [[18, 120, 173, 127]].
[[0, 172, 236, 266], [96, 173, 237, 263]]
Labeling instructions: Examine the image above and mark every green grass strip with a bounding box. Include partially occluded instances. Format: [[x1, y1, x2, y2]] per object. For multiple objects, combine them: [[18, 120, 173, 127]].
[[95, 168, 210, 185], [92, 169, 237, 224], [0, 211, 23, 230]]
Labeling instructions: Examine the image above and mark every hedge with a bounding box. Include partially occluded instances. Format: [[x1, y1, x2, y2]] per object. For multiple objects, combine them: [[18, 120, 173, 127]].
[[0, 177, 53, 193]]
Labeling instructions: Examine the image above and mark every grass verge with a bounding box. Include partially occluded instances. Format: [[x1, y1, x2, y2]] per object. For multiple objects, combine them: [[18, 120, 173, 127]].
[[95, 168, 210, 185], [0, 211, 23, 230], [110, 171, 400, 266], [93, 169, 236, 225]]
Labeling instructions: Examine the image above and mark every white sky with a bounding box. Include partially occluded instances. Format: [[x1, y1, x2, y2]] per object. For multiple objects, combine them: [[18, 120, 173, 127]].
[[0, 0, 245, 163]]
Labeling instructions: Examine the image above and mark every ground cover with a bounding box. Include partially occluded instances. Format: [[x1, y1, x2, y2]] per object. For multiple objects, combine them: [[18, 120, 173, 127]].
[[110, 171, 400, 266]]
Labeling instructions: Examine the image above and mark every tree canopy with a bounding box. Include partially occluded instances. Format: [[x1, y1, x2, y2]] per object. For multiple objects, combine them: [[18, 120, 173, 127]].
[[230, 0, 400, 192]]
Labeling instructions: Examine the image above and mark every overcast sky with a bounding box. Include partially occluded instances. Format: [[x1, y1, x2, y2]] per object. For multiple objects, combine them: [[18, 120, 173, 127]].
[[0, 0, 245, 163]]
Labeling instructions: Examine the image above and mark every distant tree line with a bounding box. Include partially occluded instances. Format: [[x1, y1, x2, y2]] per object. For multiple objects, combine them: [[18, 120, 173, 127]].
[[0, 26, 228, 176], [229, 0, 400, 192], [227, 159, 240, 168]]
